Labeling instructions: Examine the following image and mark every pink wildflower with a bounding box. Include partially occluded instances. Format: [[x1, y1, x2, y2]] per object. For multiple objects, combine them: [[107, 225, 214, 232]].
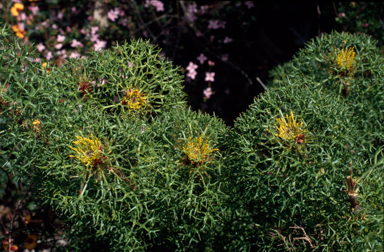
[[57, 49, 67, 58], [57, 35, 66, 42], [28, 6, 39, 15], [54, 43, 63, 50], [69, 52, 81, 59], [186, 70, 197, 80], [205, 72, 215, 82], [71, 39, 83, 48], [186, 62, 198, 72], [18, 12, 26, 21], [46, 51, 53, 60], [339, 13, 346, 18], [208, 20, 220, 29], [208, 60, 215, 66], [145, 0, 164, 12], [108, 8, 120, 22], [200, 5, 208, 14], [362, 22, 369, 27], [94, 39, 107, 52], [197, 53, 207, 64], [36, 43, 45, 52], [91, 26, 99, 34], [221, 53, 229, 62], [223, 36, 232, 43], [244, 1, 255, 9], [57, 12, 63, 19], [203, 87, 212, 99]]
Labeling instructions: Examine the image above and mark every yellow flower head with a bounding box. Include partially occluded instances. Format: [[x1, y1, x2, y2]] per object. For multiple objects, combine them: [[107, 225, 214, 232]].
[[69, 134, 105, 167], [336, 47, 355, 70], [41, 62, 51, 74], [274, 111, 305, 141], [123, 89, 147, 109], [182, 135, 218, 163], [11, 24, 26, 38], [33, 119, 41, 132], [11, 3, 24, 17], [25, 234, 38, 250]]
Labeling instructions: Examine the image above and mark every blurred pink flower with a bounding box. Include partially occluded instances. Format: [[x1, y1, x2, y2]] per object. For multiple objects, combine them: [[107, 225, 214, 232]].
[[186, 3, 198, 23], [221, 53, 229, 62], [46, 51, 53, 60], [200, 5, 208, 14], [339, 12, 345, 18], [195, 30, 202, 37], [244, 1, 255, 9], [69, 52, 81, 58], [208, 20, 226, 29], [145, 0, 164, 12], [57, 49, 67, 58], [54, 43, 63, 50], [186, 62, 198, 72], [120, 18, 128, 26], [66, 26, 71, 32], [223, 36, 232, 43], [108, 8, 120, 22], [203, 87, 212, 99], [205, 72, 215, 82], [197, 53, 207, 64], [208, 20, 220, 29], [57, 35, 65, 42], [90, 34, 99, 42], [18, 12, 26, 21], [52, 24, 58, 29], [210, 35, 214, 42], [41, 21, 48, 27], [94, 39, 107, 51], [80, 28, 86, 34], [57, 11, 63, 19], [128, 61, 132, 68], [208, 60, 215, 66], [71, 7, 76, 12], [37, 43, 46, 52], [18, 22, 25, 30], [88, 16, 93, 21], [91, 26, 99, 34], [71, 39, 83, 48], [187, 70, 197, 80], [362, 22, 369, 27]]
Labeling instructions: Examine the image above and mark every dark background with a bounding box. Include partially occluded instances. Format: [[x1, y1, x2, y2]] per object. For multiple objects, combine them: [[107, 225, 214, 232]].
[[177, 2, 336, 126]]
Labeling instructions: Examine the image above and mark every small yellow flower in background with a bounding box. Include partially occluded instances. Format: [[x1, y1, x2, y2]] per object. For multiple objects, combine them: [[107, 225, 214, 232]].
[[70, 134, 105, 167], [274, 111, 305, 142], [33, 119, 41, 132], [122, 89, 147, 109], [336, 47, 355, 70], [11, 24, 26, 38], [41, 62, 51, 74], [25, 234, 38, 250], [10, 3, 24, 17], [183, 135, 218, 164]]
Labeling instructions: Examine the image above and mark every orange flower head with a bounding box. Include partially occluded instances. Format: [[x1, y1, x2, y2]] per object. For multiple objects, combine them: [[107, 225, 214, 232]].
[[25, 234, 38, 250], [11, 3, 24, 17], [11, 25, 26, 38]]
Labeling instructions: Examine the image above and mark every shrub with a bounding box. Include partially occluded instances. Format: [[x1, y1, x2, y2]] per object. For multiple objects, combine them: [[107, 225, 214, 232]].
[[1, 24, 383, 251], [226, 31, 383, 251]]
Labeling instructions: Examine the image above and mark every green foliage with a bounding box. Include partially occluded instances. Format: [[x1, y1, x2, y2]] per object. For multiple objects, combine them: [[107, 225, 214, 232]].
[[228, 31, 383, 250], [1, 24, 383, 251]]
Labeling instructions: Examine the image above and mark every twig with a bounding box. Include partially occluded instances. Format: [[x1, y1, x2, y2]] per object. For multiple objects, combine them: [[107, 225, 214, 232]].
[[256, 77, 268, 90]]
